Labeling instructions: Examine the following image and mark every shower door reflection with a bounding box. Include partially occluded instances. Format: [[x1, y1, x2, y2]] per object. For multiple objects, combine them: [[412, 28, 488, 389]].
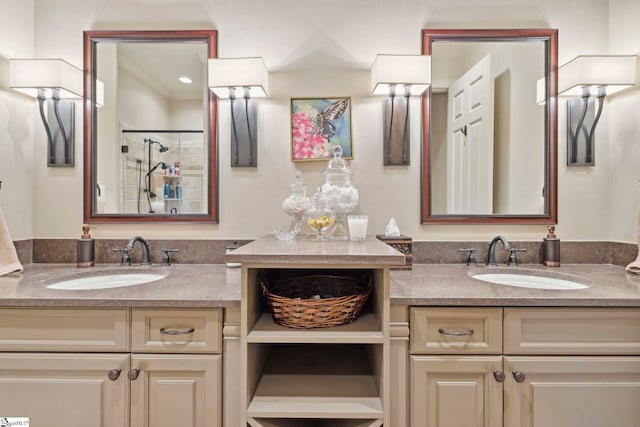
[[96, 130, 207, 215]]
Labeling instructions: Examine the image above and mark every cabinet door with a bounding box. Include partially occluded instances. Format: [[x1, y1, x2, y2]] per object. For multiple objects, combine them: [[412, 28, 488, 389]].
[[130, 354, 221, 427], [410, 355, 503, 427], [504, 356, 640, 427], [0, 353, 129, 427]]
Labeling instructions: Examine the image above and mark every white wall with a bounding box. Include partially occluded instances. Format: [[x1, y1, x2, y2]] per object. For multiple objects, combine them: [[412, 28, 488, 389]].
[[609, 0, 640, 243], [0, 0, 35, 241], [3, 0, 639, 243]]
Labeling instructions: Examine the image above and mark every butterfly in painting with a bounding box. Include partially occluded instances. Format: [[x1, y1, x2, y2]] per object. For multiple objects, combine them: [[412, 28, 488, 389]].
[[311, 98, 349, 140]]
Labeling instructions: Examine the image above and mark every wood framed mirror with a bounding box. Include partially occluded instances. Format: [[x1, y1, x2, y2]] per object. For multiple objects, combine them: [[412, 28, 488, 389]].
[[421, 29, 557, 224], [83, 30, 218, 223]]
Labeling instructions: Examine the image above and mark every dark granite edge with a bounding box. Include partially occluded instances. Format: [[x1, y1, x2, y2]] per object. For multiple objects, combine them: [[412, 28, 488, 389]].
[[14, 239, 639, 267]]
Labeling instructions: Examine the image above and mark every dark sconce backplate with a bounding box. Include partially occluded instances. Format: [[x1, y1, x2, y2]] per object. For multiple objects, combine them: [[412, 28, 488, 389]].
[[230, 97, 258, 167], [383, 95, 411, 166], [567, 96, 600, 167], [46, 101, 75, 167]]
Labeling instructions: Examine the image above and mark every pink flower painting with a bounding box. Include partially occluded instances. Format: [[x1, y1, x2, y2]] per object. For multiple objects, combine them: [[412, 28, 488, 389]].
[[291, 98, 352, 161]]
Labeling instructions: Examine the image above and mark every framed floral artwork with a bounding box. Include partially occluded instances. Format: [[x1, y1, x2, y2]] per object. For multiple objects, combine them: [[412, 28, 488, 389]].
[[290, 97, 353, 161]]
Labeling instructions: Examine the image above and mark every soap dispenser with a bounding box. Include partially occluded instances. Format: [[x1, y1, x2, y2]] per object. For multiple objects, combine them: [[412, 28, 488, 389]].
[[542, 225, 560, 267], [77, 224, 95, 268]]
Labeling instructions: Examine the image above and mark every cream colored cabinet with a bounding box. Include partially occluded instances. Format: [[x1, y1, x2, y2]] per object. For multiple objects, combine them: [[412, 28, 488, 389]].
[[504, 356, 640, 427], [0, 307, 222, 427], [0, 353, 129, 426], [409, 307, 640, 427], [130, 354, 221, 427], [503, 308, 640, 427], [130, 309, 222, 427], [410, 356, 503, 427], [409, 307, 504, 427]]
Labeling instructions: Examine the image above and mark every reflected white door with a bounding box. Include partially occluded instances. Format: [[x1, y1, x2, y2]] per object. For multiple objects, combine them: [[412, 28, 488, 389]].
[[446, 54, 494, 214]]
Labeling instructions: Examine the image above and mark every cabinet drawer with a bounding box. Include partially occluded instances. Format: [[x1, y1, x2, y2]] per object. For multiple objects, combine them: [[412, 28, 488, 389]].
[[132, 309, 222, 353], [410, 307, 502, 354], [0, 308, 129, 352], [504, 308, 640, 355]]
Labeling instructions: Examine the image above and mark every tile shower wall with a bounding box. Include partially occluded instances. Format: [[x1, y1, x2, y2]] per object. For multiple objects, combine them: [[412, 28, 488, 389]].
[[118, 131, 206, 215]]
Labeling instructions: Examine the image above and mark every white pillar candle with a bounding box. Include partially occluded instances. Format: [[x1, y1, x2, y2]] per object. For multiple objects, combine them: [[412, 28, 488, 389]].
[[348, 215, 369, 241]]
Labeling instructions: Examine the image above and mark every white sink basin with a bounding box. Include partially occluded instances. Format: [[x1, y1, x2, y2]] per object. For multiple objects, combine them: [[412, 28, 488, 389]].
[[47, 272, 167, 290], [471, 271, 590, 290]]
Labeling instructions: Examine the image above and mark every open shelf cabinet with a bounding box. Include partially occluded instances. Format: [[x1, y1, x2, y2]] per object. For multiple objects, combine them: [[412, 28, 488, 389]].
[[241, 264, 390, 426]]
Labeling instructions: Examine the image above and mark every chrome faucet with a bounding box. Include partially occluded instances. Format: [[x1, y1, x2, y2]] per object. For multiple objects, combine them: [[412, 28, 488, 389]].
[[125, 236, 151, 265], [486, 236, 511, 266]]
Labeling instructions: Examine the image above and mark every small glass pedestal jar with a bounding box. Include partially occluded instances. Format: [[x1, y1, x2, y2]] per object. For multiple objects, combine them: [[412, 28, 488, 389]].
[[320, 146, 359, 240], [281, 171, 311, 237], [307, 190, 335, 241]]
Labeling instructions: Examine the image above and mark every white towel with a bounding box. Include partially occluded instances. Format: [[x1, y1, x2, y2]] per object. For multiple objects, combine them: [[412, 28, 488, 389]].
[[0, 206, 23, 276]]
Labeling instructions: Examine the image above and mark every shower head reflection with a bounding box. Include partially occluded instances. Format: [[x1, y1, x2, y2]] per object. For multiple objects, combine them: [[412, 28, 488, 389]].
[[144, 138, 169, 152]]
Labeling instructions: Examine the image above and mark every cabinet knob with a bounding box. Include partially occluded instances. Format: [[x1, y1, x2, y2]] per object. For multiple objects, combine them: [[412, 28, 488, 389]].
[[512, 370, 526, 383], [127, 368, 141, 380], [492, 370, 506, 382], [108, 369, 121, 381]]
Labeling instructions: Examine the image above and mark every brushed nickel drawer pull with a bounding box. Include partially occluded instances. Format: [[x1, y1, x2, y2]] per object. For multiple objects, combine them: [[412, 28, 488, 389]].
[[492, 370, 506, 382], [160, 327, 195, 335], [438, 328, 474, 336]]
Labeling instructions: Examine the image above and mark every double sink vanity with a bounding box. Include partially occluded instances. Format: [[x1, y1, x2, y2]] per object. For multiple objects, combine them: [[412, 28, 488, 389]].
[[1, 236, 639, 426]]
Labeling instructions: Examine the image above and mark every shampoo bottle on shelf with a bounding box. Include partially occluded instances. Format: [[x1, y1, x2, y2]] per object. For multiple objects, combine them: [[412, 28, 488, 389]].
[[542, 225, 560, 267], [175, 183, 182, 199], [164, 182, 170, 199], [77, 224, 95, 268]]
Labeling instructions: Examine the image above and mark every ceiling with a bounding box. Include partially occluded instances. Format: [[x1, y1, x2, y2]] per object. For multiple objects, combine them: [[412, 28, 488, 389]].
[[117, 42, 207, 101]]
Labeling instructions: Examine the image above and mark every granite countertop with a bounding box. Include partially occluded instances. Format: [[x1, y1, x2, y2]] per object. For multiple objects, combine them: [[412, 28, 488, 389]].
[[0, 263, 241, 308], [1, 261, 639, 308], [391, 264, 640, 307], [225, 234, 405, 265]]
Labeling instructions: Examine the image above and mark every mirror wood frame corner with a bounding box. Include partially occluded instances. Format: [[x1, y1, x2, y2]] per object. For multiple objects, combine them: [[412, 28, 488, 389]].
[[420, 28, 558, 225], [83, 29, 219, 224]]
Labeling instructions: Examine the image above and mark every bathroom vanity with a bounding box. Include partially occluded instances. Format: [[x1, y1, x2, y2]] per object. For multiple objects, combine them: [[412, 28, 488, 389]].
[[0, 241, 639, 427]]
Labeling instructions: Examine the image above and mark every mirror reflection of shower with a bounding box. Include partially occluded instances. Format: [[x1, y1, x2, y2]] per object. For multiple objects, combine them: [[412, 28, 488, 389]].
[[144, 138, 170, 213], [118, 129, 205, 215]]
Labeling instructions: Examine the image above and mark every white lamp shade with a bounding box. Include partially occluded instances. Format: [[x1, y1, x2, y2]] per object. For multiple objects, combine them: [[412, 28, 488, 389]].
[[208, 57, 268, 98], [558, 55, 637, 97], [9, 59, 83, 99], [371, 54, 431, 96]]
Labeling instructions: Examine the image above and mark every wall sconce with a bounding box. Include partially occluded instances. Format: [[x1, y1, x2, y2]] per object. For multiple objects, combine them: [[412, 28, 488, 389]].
[[558, 55, 637, 166], [208, 57, 268, 167], [371, 54, 431, 165], [9, 59, 84, 167]]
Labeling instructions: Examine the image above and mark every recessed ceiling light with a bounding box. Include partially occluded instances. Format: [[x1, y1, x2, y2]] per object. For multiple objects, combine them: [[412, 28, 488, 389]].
[[179, 76, 192, 84]]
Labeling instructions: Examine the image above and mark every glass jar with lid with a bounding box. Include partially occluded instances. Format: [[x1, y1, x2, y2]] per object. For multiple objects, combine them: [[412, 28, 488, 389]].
[[320, 146, 359, 240], [281, 170, 312, 236], [307, 188, 335, 241]]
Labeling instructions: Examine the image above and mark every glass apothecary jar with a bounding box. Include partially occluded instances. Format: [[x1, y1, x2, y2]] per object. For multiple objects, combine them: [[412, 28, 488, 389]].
[[307, 189, 335, 241], [281, 170, 312, 236], [320, 146, 359, 240]]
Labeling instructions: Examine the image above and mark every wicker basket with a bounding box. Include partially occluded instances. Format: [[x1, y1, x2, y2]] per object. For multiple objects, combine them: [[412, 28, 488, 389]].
[[259, 273, 373, 329]]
